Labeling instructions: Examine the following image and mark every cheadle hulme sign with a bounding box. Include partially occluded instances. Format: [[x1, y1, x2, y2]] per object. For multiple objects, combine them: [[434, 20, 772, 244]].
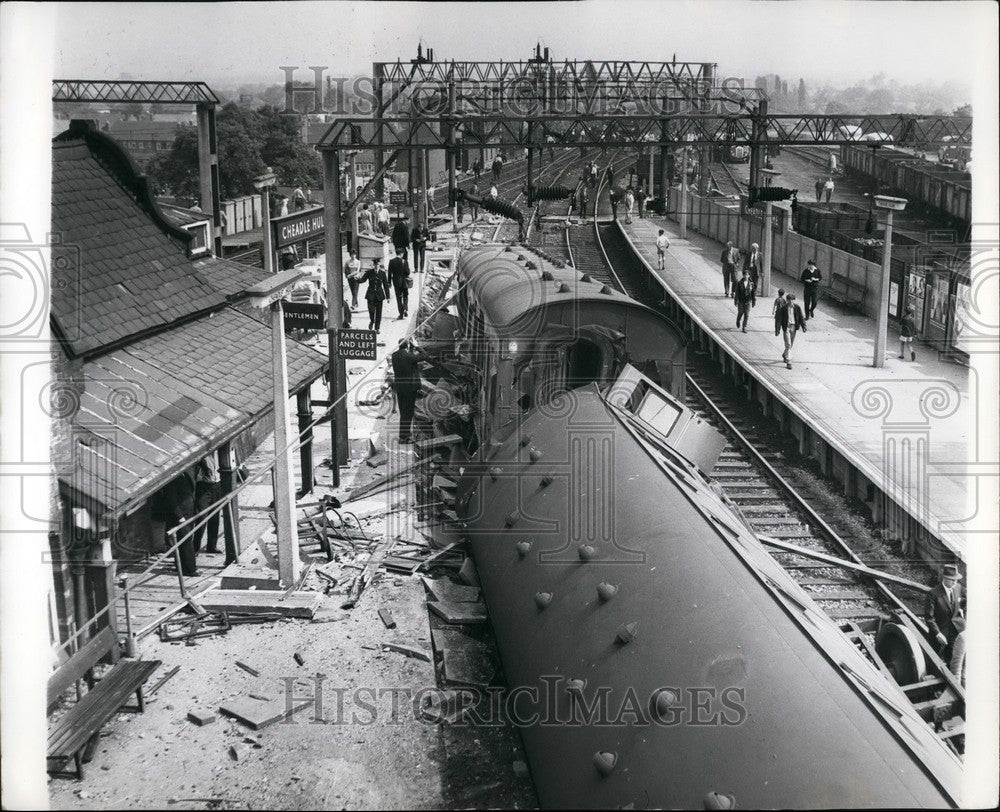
[[272, 206, 325, 248]]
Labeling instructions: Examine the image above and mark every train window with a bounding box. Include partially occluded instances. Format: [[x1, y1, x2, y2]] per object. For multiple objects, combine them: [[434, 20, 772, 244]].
[[635, 389, 683, 436]]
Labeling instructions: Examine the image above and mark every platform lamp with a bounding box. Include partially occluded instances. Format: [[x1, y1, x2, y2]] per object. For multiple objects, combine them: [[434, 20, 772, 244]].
[[759, 168, 781, 297], [872, 195, 908, 368], [245, 268, 308, 586], [254, 168, 278, 273]]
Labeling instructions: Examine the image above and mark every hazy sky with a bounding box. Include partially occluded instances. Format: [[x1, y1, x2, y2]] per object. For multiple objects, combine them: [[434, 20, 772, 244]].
[[47, 0, 993, 91]]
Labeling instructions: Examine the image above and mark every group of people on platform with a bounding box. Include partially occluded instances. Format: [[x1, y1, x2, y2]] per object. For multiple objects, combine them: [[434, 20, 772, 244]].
[[608, 185, 648, 224], [345, 213, 430, 333]]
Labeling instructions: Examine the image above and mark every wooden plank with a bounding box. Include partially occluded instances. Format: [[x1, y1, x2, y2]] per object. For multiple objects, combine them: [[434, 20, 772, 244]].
[[427, 600, 487, 625], [343, 459, 424, 503], [218, 696, 315, 730], [415, 434, 462, 453], [48, 627, 116, 711], [418, 542, 466, 573], [198, 590, 321, 618], [421, 577, 481, 603], [757, 535, 931, 593], [431, 628, 489, 659]]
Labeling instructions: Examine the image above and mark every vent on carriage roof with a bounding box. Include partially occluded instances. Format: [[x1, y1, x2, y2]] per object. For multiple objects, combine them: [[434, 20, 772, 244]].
[[600, 285, 614, 295], [541, 270, 554, 281], [558, 282, 572, 293]]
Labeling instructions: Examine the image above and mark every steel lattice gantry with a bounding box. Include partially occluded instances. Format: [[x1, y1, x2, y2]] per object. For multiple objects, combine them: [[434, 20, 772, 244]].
[[52, 80, 222, 254], [319, 113, 972, 151]]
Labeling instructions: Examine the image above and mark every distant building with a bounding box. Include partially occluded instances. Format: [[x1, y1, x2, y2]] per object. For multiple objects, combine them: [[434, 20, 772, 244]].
[[103, 120, 190, 167]]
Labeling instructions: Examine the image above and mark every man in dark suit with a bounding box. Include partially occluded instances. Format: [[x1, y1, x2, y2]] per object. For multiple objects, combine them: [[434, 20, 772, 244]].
[[733, 269, 756, 333], [388, 250, 411, 319], [391, 215, 411, 265], [391, 339, 427, 444], [924, 564, 965, 658]]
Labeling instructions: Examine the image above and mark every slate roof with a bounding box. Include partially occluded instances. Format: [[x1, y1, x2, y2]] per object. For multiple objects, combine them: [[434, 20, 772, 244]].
[[61, 307, 327, 514], [192, 256, 269, 298], [51, 139, 226, 357]]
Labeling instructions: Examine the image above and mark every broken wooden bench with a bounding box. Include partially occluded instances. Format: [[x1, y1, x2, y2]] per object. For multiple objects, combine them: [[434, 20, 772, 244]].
[[47, 626, 161, 779]]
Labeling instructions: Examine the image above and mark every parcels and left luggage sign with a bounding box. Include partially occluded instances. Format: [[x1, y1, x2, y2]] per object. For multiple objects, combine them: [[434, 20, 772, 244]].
[[336, 328, 378, 360]]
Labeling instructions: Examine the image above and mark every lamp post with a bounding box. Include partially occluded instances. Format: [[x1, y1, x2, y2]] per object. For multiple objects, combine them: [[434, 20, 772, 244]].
[[872, 195, 908, 368], [245, 268, 308, 587], [759, 168, 781, 298], [254, 169, 278, 273]]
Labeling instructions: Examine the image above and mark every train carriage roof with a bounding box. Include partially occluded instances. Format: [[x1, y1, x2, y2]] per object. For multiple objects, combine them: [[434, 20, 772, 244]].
[[466, 386, 962, 809], [458, 245, 680, 341]]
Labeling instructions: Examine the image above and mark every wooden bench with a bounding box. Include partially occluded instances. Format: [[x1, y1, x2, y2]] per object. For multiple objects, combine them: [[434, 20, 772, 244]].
[[47, 626, 160, 779], [826, 272, 868, 313]]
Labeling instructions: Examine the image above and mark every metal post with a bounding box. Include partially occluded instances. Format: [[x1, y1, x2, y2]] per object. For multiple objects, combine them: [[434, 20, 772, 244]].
[[270, 300, 301, 587], [648, 148, 654, 197], [218, 442, 240, 564], [297, 390, 314, 495], [447, 81, 458, 227], [348, 152, 359, 252], [170, 531, 188, 600], [373, 62, 385, 201], [526, 126, 534, 207], [873, 208, 894, 368], [322, 150, 348, 482], [423, 148, 431, 226], [679, 148, 688, 239], [261, 187, 274, 274], [761, 200, 773, 298]]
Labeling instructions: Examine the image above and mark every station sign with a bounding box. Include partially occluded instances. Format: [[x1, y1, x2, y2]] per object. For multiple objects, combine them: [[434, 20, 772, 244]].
[[336, 328, 378, 360], [283, 302, 325, 331], [272, 206, 325, 248]]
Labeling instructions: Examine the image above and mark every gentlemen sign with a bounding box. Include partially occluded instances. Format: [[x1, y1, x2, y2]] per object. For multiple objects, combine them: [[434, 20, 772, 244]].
[[336, 328, 378, 360], [389, 191, 409, 206], [272, 206, 325, 248], [283, 302, 325, 330]]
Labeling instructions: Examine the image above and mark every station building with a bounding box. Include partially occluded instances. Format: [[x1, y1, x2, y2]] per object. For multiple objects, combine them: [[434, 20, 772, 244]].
[[47, 120, 328, 645]]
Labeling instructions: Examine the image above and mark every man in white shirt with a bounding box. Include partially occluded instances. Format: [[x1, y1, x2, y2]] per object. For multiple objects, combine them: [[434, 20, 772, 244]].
[[377, 203, 390, 236], [655, 229, 670, 271], [823, 176, 835, 204]]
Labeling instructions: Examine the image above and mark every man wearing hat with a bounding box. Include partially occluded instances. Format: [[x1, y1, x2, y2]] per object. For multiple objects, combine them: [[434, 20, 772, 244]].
[[924, 564, 965, 658]]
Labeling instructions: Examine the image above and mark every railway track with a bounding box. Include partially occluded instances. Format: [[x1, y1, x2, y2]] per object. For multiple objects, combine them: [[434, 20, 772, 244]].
[[708, 160, 745, 197], [579, 206, 964, 747]]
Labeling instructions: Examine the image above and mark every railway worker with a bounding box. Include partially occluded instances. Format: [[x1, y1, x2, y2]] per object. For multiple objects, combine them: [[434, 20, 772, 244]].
[[777, 293, 807, 369], [577, 184, 589, 221], [606, 164, 615, 190], [655, 229, 670, 271], [823, 176, 835, 204], [388, 248, 412, 320], [589, 161, 598, 187], [345, 248, 363, 310], [733, 269, 756, 333], [742, 242, 761, 289], [814, 178, 824, 203], [637, 186, 648, 219], [624, 186, 635, 224], [472, 155, 482, 180], [925, 564, 965, 659], [410, 221, 429, 273], [492, 155, 503, 182], [359, 203, 374, 234], [392, 214, 411, 264], [898, 306, 917, 361], [720, 241, 740, 297], [390, 338, 427, 445], [150, 470, 198, 577], [362, 258, 392, 333], [609, 187, 620, 220], [800, 258, 822, 319]]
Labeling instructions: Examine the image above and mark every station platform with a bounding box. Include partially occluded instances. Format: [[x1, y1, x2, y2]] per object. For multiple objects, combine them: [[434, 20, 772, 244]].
[[617, 214, 971, 562]]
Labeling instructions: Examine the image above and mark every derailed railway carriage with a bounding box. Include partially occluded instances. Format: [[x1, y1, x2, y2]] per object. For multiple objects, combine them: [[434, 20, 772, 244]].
[[443, 245, 962, 808]]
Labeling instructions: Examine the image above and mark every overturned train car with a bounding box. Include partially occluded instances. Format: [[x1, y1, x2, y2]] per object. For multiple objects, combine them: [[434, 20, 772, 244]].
[[445, 245, 962, 809]]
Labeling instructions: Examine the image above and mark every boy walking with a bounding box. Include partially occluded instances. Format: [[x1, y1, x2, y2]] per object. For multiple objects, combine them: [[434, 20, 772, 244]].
[[720, 241, 739, 297], [899, 306, 917, 361], [800, 259, 822, 319], [777, 293, 807, 368], [733, 269, 756, 332], [655, 229, 670, 270]]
